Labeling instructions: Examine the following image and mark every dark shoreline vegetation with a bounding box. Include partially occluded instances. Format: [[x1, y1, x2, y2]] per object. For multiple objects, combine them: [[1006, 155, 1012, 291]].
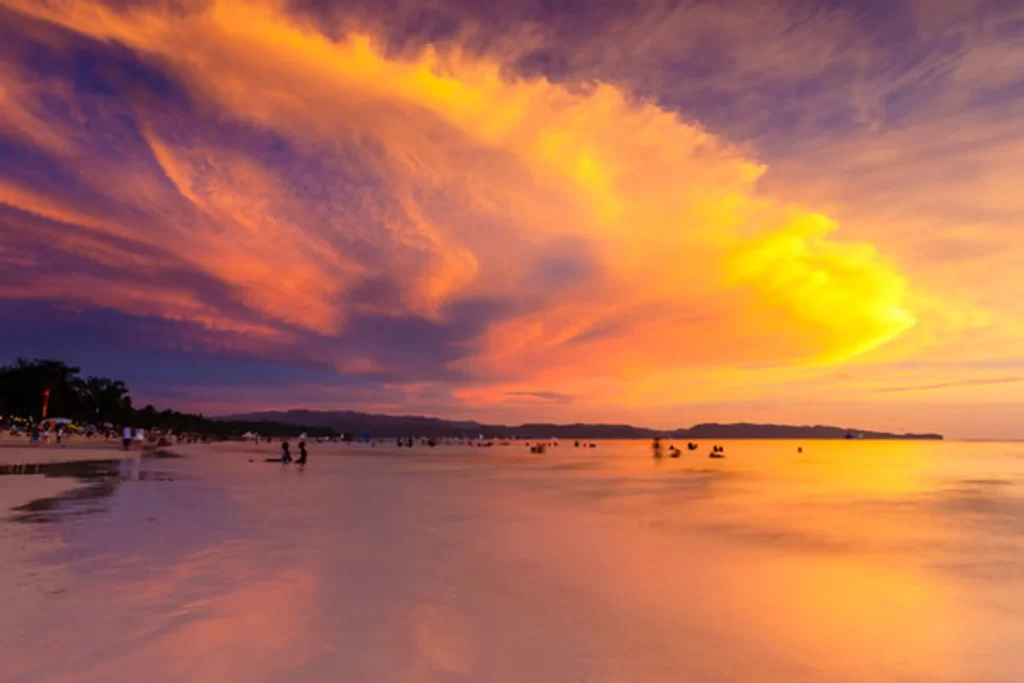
[[1, 358, 942, 441], [0, 358, 336, 438]]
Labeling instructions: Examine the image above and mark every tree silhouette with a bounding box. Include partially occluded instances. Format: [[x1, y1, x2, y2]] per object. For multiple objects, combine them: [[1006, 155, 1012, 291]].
[[1, 356, 334, 438]]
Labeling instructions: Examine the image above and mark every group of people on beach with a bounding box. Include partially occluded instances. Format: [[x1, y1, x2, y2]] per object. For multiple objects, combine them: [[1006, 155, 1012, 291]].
[[7, 422, 151, 450], [121, 426, 147, 450], [27, 425, 66, 446]]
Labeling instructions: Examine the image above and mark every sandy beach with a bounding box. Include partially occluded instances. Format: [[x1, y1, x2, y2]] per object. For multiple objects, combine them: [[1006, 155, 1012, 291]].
[[0, 437, 141, 519], [0, 434, 137, 461], [2, 439, 1023, 682]]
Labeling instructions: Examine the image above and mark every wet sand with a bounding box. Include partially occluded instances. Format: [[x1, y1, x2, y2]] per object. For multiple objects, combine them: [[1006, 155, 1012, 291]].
[[2, 439, 1023, 682], [0, 439, 139, 518]]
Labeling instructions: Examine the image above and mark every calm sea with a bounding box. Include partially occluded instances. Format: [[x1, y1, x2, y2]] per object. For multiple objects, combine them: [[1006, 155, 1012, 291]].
[[2, 439, 1022, 682]]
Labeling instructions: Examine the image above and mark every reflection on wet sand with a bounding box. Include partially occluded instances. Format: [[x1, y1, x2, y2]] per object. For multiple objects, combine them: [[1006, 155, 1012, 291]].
[[1, 457, 176, 523]]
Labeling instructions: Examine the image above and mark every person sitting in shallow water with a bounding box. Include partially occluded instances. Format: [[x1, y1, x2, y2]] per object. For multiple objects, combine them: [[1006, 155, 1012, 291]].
[[271, 441, 291, 463]]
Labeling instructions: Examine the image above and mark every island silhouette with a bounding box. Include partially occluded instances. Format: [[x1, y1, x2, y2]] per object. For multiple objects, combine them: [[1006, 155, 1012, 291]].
[[221, 410, 942, 441]]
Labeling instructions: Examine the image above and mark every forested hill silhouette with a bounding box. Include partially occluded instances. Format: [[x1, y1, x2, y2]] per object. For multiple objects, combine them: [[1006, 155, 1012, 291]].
[[0, 357, 941, 440], [221, 410, 943, 440], [0, 358, 334, 438]]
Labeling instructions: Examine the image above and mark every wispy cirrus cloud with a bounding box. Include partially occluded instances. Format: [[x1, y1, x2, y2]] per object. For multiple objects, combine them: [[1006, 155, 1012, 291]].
[[877, 377, 1024, 394]]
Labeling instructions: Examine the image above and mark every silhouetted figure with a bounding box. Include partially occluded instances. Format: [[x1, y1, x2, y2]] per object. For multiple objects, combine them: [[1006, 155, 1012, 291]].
[[652, 438, 663, 458], [669, 446, 680, 458], [267, 441, 291, 463], [296, 441, 308, 465], [798, 447, 803, 453]]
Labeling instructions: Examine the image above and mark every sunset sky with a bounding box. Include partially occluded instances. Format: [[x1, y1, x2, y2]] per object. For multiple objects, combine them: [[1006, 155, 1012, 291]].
[[1, 0, 1021, 438]]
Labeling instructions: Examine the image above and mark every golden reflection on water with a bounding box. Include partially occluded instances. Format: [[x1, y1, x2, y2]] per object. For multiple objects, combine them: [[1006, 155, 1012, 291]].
[[2, 439, 1021, 682], [746, 553, 963, 678], [493, 439, 1022, 680], [409, 602, 473, 681]]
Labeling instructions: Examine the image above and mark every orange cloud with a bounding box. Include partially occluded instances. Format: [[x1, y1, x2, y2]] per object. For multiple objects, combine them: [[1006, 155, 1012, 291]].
[[18, 0, 1023, 432]]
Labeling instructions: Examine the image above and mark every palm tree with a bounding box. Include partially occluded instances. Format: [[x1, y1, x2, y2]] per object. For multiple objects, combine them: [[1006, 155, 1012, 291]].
[[81, 376, 132, 425]]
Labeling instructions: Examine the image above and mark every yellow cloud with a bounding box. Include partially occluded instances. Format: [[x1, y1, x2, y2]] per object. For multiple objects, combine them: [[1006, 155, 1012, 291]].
[[1, 0, 918, 402], [725, 210, 916, 363]]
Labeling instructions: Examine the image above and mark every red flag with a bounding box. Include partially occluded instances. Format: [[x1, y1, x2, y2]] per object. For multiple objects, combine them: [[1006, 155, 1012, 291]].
[[42, 388, 51, 419]]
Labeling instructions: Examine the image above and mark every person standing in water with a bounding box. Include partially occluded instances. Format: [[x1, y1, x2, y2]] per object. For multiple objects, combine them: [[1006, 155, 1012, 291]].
[[296, 441, 308, 465], [263, 441, 291, 463]]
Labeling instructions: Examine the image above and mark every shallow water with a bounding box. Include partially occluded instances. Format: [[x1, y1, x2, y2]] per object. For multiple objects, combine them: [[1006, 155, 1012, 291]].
[[2, 440, 1023, 682]]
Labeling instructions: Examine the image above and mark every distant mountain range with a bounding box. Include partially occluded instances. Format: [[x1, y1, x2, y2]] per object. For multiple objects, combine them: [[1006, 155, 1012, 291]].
[[219, 409, 943, 440]]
